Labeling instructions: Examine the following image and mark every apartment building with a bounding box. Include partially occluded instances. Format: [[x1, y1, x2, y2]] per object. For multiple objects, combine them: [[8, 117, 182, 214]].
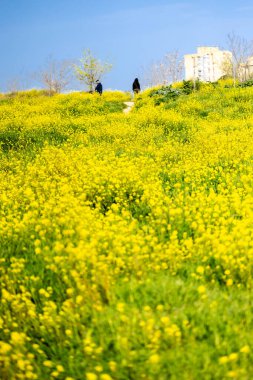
[[184, 47, 232, 82], [240, 56, 253, 81]]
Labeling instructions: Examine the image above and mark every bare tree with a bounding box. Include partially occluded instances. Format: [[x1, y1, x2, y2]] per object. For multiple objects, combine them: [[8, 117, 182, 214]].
[[74, 49, 112, 92], [164, 51, 184, 83], [36, 57, 74, 94], [6, 76, 23, 94], [6, 73, 31, 94], [226, 32, 253, 84], [142, 51, 183, 87], [221, 55, 233, 79]]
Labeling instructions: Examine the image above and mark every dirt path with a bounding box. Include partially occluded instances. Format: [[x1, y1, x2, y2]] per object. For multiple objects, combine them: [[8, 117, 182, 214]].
[[123, 101, 134, 114]]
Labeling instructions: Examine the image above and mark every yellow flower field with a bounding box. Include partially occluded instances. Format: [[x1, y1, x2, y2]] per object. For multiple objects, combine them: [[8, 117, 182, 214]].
[[1, 84, 253, 379]]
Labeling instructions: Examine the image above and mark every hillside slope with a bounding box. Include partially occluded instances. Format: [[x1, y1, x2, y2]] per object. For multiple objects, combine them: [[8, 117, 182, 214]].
[[1, 85, 253, 379]]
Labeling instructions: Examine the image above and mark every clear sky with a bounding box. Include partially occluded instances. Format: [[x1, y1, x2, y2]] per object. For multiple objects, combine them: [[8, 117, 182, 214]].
[[1, 0, 253, 92]]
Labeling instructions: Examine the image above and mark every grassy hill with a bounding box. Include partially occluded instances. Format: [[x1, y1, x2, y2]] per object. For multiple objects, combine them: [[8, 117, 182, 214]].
[[1, 84, 253, 379]]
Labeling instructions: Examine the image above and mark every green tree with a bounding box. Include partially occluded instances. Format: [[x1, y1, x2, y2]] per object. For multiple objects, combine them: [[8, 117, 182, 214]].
[[74, 49, 112, 92]]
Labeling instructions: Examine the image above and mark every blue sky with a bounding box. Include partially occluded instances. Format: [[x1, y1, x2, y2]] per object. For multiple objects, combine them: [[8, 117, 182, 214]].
[[1, 0, 253, 92]]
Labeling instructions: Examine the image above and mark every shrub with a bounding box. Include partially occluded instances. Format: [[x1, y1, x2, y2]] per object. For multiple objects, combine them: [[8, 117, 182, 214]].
[[238, 79, 253, 88], [182, 79, 201, 94], [149, 85, 182, 105]]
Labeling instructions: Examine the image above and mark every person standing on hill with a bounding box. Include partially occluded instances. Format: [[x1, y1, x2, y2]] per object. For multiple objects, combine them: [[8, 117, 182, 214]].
[[132, 78, 141, 94], [95, 80, 103, 95]]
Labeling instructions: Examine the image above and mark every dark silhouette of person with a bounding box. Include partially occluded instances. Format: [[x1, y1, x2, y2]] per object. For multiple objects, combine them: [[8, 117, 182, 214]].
[[132, 78, 141, 94], [95, 80, 103, 95]]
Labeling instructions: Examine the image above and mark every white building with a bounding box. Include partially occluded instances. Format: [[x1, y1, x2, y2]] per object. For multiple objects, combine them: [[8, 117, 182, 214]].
[[184, 47, 232, 82], [240, 56, 253, 81]]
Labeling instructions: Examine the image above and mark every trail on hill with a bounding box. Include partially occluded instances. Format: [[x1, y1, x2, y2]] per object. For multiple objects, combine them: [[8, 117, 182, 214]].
[[123, 101, 134, 113]]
